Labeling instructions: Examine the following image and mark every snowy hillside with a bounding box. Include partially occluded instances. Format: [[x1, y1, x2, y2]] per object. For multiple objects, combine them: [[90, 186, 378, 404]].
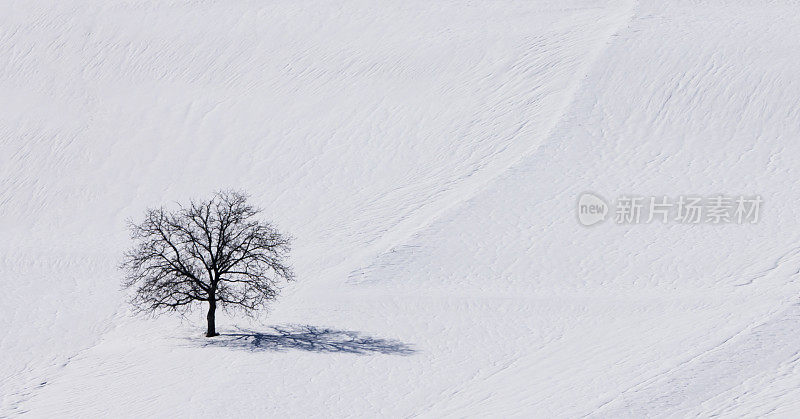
[[3, 0, 800, 417]]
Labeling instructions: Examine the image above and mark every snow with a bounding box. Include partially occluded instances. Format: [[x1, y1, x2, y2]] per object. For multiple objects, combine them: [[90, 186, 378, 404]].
[[3, 0, 800, 417]]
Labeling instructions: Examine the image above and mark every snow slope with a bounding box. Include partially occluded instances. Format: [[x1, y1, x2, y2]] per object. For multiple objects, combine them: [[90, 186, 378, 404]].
[[3, 0, 800, 417]]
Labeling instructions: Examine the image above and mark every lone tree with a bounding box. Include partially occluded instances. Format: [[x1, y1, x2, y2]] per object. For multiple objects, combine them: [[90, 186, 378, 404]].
[[121, 190, 294, 337]]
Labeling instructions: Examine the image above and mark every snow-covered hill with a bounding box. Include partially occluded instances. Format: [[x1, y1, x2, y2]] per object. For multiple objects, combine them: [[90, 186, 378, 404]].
[[3, 0, 800, 417]]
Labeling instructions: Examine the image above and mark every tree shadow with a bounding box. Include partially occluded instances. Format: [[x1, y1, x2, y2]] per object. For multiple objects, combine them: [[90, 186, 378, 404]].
[[194, 325, 416, 355]]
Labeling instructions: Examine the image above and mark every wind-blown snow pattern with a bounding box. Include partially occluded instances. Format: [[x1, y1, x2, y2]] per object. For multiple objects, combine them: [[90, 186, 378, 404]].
[[2, 0, 800, 417]]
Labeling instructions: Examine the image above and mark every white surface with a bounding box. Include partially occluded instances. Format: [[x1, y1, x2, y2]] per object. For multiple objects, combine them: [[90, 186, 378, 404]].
[[3, 0, 800, 417]]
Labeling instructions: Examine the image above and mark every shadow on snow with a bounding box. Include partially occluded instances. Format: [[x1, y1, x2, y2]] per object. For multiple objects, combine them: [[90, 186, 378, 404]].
[[193, 325, 416, 355]]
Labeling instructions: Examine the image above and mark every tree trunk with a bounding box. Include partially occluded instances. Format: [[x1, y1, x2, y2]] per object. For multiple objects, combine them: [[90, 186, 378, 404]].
[[206, 297, 218, 337]]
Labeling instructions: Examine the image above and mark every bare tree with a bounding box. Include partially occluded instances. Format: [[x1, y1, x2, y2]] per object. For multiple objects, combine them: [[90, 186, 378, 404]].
[[121, 190, 294, 337]]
